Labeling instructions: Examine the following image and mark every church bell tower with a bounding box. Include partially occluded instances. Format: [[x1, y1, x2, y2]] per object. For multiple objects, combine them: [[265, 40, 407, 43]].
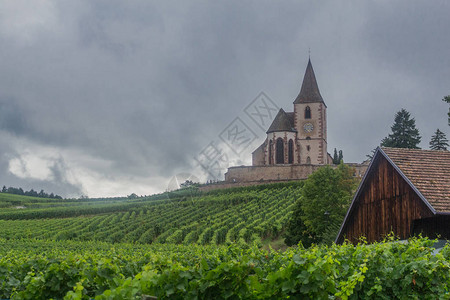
[[293, 59, 327, 165]]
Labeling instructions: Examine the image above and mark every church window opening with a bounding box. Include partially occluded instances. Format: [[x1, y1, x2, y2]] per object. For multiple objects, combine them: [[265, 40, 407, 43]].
[[305, 106, 311, 119], [307, 145, 310, 151], [269, 140, 273, 165], [276, 138, 284, 164], [288, 139, 294, 163], [306, 136, 311, 140], [306, 156, 311, 164]]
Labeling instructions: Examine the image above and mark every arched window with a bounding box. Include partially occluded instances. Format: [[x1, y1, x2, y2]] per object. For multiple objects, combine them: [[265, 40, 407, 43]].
[[306, 156, 311, 164], [305, 106, 311, 119], [288, 139, 294, 164], [268, 140, 273, 165], [306, 136, 311, 140], [276, 138, 284, 164]]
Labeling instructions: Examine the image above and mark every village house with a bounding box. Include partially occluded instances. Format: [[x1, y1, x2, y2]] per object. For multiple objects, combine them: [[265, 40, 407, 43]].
[[336, 147, 450, 244]]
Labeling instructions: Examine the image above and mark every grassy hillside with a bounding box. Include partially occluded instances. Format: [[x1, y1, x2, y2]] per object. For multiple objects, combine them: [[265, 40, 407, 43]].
[[0, 182, 303, 246]]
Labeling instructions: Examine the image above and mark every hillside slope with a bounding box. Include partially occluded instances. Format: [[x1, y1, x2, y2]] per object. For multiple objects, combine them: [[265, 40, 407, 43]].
[[0, 182, 303, 245]]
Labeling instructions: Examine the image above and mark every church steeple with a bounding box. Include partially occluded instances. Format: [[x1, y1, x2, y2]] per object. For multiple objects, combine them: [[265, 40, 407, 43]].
[[293, 59, 325, 105]]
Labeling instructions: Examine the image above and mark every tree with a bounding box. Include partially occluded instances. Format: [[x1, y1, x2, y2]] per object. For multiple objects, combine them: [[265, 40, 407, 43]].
[[366, 148, 377, 159], [444, 95, 450, 126], [180, 180, 197, 188], [429, 129, 449, 150], [381, 108, 421, 149], [332, 148, 344, 164], [1, 186, 6, 193], [333, 148, 338, 164], [284, 163, 357, 247], [283, 199, 316, 247]]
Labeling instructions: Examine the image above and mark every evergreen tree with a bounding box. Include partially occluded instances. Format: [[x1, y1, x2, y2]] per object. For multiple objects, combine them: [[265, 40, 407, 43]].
[[1, 186, 6, 193], [366, 148, 377, 159], [338, 150, 343, 163], [429, 129, 449, 150], [381, 108, 421, 148], [332, 148, 338, 164], [444, 95, 450, 126]]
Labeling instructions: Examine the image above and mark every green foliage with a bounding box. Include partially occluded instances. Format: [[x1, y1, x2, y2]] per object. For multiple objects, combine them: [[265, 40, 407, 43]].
[[443, 95, 450, 126], [429, 128, 449, 150], [0, 186, 62, 199], [0, 185, 300, 246], [1, 237, 450, 299], [285, 163, 357, 246], [381, 108, 421, 148], [332, 148, 344, 164], [366, 148, 376, 159], [333, 148, 339, 164], [283, 198, 316, 247]]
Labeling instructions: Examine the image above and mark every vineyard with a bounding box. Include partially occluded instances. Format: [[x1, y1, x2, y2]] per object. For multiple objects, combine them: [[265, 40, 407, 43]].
[[0, 182, 301, 246], [1, 183, 449, 299], [1, 237, 450, 299]]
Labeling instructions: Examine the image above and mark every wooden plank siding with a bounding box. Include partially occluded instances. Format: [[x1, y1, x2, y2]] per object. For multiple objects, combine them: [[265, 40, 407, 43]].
[[338, 155, 434, 244], [413, 216, 450, 239]]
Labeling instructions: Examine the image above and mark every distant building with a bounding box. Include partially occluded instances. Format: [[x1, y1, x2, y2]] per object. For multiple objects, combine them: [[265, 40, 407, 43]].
[[252, 59, 329, 166], [225, 59, 367, 184], [336, 147, 450, 244]]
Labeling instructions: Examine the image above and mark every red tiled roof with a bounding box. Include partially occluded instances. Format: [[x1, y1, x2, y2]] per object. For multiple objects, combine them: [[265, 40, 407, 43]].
[[382, 147, 450, 213]]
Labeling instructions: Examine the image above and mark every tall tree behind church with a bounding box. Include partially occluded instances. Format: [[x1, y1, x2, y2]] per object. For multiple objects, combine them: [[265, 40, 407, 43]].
[[443, 95, 450, 126], [381, 108, 421, 149], [429, 129, 449, 151], [333, 148, 339, 164]]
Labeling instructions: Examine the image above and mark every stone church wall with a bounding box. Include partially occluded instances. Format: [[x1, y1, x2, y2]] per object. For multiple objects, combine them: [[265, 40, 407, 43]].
[[224, 162, 369, 183], [252, 142, 266, 166]]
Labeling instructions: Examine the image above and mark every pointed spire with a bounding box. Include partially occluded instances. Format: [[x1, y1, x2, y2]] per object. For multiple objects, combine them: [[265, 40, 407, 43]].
[[293, 59, 324, 104], [266, 108, 296, 133]]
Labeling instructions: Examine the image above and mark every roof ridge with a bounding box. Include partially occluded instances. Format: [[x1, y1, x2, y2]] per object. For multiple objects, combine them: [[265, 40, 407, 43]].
[[382, 146, 450, 153]]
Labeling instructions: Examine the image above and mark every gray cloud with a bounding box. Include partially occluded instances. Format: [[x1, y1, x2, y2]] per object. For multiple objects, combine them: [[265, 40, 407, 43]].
[[0, 1, 448, 197], [0, 97, 29, 135]]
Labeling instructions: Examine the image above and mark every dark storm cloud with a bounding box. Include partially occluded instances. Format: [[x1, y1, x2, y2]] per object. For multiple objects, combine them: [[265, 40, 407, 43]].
[[0, 1, 448, 197], [0, 97, 29, 135]]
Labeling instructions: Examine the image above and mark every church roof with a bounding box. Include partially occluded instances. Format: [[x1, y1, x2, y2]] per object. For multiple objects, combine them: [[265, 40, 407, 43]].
[[293, 59, 325, 105], [286, 112, 295, 125], [266, 109, 296, 133]]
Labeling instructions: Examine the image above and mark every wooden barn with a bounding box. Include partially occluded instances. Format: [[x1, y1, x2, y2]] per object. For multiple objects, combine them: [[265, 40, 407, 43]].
[[336, 147, 450, 244]]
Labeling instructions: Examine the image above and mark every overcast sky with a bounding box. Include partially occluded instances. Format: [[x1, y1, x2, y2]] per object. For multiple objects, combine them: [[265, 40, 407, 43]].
[[0, 1, 449, 198]]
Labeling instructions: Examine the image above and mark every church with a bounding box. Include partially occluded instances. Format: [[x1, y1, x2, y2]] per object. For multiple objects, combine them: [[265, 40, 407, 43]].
[[252, 58, 331, 166], [224, 59, 367, 185]]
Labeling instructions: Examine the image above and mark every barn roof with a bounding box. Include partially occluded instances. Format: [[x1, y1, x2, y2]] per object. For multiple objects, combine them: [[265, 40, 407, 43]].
[[293, 58, 325, 105], [266, 108, 296, 133], [382, 147, 450, 213]]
